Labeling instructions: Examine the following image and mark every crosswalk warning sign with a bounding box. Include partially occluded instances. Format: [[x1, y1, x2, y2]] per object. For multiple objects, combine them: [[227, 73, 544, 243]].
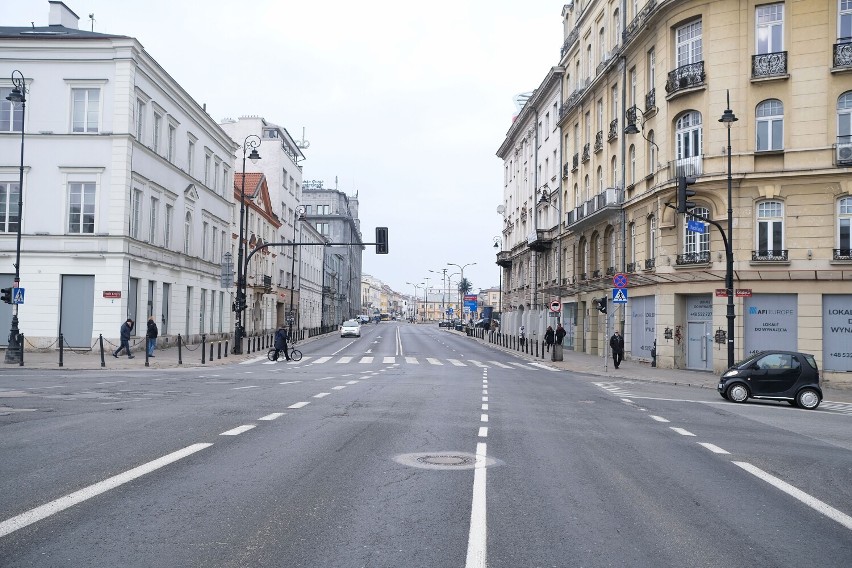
[[612, 288, 628, 304]]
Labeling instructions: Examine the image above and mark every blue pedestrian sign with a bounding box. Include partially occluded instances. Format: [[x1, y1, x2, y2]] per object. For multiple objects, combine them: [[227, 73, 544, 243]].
[[612, 288, 628, 304], [12, 287, 24, 304], [687, 219, 705, 233]]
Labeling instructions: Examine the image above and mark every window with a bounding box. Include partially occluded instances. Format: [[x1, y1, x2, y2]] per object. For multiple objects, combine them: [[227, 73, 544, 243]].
[[584, 175, 591, 201], [629, 67, 637, 106], [756, 99, 784, 151], [68, 182, 96, 234], [187, 139, 195, 177], [599, 27, 606, 63], [676, 20, 702, 67], [609, 228, 616, 269], [613, 9, 621, 47], [71, 88, 100, 133], [587, 44, 593, 78], [204, 153, 211, 186], [757, 201, 784, 254], [202, 221, 209, 259], [838, 197, 852, 253], [629, 222, 636, 265], [149, 197, 159, 244], [316, 222, 330, 235], [164, 204, 173, 248], [0, 182, 20, 233], [597, 166, 603, 194], [167, 124, 176, 162], [839, 91, 852, 139], [756, 4, 783, 54], [842, 0, 852, 39], [684, 206, 710, 255], [629, 144, 636, 184], [0, 87, 24, 132], [610, 85, 618, 120], [648, 130, 656, 173], [648, 215, 657, 260], [131, 189, 142, 239], [647, 47, 656, 90], [544, 113, 550, 137], [135, 99, 145, 139], [597, 99, 604, 130], [676, 111, 703, 159], [611, 156, 618, 187], [153, 113, 162, 153], [184, 212, 192, 255], [214, 159, 221, 194]]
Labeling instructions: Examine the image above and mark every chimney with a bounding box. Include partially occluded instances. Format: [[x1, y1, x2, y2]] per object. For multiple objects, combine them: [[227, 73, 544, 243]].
[[48, 1, 80, 29]]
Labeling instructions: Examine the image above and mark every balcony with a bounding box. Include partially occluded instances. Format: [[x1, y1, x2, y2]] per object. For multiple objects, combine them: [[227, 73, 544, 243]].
[[566, 186, 624, 229], [752, 51, 787, 79], [608, 118, 619, 141], [496, 250, 512, 268], [622, 0, 657, 44], [644, 258, 656, 270], [594, 131, 604, 153], [526, 228, 553, 252], [605, 266, 616, 276], [675, 251, 711, 265], [579, 272, 587, 281], [560, 28, 579, 59], [665, 61, 705, 95], [834, 248, 852, 261], [644, 88, 657, 113], [563, 162, 571, 178], [626, 262, 637, 273], [571, 153, 579, 172], [833, 40, 852, 69], [667, 155, 704, 181], [248, 275, 273, 291], [582, 143, 590, 163], [592, 269, 601, 279], [563, 83, 588, 117], [752, 250, 789, 262]]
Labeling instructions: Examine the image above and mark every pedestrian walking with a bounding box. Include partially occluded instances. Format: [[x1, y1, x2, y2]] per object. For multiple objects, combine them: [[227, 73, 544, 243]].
[[555, 323, 566, 345], [113, 318, 135, 359], [609, 330, 625, 369], [274, 325, 290, 361], [544, 326, 555, 352], [519, 325, 526, 348], [146, 315, 158, 357]]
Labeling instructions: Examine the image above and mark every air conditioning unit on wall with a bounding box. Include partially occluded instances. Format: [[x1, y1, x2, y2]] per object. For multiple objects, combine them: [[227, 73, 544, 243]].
[[836, 142, 852, 165]]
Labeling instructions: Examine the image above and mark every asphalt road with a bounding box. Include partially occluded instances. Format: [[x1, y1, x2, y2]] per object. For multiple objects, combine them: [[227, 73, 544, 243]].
[[1, 323, 850, 567]]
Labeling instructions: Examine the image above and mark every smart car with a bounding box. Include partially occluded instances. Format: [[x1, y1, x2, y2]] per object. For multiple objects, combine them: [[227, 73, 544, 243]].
[[340, 319, 361, 338], [718, 350, 822, 409]]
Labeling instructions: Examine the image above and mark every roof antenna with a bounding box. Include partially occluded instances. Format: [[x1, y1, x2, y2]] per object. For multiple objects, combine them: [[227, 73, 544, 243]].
[[31, 22, 35, 28], [295, 127, 310, 149], [89, 14, 95, 32]]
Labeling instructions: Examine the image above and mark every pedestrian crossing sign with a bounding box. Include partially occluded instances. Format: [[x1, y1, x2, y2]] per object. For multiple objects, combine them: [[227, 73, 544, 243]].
[[12, 287, 24, 304], [612, 288, 627, 304]]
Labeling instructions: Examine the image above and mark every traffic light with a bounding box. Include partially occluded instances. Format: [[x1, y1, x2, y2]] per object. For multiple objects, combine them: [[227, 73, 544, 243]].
[[593, 297, 607, 314], [0, 287, 11, 304], [676, 175, 697, 214], [375, 226, 389, 254]]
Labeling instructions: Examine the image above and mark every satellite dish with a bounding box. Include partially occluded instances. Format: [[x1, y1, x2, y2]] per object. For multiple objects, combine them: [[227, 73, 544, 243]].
[[496, 205, 505, 214]]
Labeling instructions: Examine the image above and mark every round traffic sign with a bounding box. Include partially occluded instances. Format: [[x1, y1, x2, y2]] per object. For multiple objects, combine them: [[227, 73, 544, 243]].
[[613, 273, 628, 288], [549, 300, 561, 312]]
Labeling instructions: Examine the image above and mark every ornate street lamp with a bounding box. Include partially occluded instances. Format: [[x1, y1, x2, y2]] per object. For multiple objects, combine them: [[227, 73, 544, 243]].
[[288, 205, 306, 337], [5, 71, 26, 365], [719, 90, 738, 368], [233, 135, 260, 354], [447, 262, 476, 322]]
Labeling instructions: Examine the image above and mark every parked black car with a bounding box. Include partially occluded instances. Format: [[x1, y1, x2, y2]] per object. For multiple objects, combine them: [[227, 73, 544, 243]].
[[718, 350, 822, 409]]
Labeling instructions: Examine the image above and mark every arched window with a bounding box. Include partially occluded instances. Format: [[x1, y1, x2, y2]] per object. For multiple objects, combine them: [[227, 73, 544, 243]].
[[599, 28, 606, 64], [683, 206, 710, 260], [587, 45, 593, 79], [648, 215, 657, 261], [629, 144, 636, 184], [676, 111, 703, 159], [184, 212, 192, 255], [757, 200, 784, 255], [607, 226, 617, 271], [629, 222, 636, 265], [838, 197, 852, 256], [584, 174, 591, 201], [613, 9, 621, 46], [597, 166, 603, 195], [574, 183, 581, 209], [838, 91, 852, 141], [756, 99, 783, 151], [611, 156, 618, 187], [591, 232, 600, 272], [647, 129, 656, 174]]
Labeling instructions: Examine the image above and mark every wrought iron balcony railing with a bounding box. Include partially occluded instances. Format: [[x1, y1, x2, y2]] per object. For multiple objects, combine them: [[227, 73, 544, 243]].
[[582, 143, 590, 163], [676, 251, 711, 265], [645, 88, 656, 113], [608, 118, 618, 141], [626, 262, 637, 273], [752, 51, 787, 79], [752, 249, 789, 262], [579, 272, 587, 281], [833, 40, 852, 68], [644, 258, 656, 270], [592, 269, 601, 279], [665, 61, 705, 94], [560, 28, 579, 58], [594, 131, 603, 153], [605, 266, 616, 276], [622, 0, 657, 44], [834, 248, 852, 260], [667, 155, 704, 181], [563, 162, 571, 178], [572, 153, 579, 171]]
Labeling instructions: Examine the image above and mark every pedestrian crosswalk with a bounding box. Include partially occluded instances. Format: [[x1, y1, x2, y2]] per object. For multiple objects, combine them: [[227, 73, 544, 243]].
[[259, 356, 547, 370]]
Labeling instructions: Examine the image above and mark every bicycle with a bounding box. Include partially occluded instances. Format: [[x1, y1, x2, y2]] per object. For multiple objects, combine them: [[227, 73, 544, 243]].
[[267, 345, 302, 362]]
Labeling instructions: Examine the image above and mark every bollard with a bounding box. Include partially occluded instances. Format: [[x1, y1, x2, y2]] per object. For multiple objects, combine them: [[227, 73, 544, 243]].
[[202, 334, 207, 364], [59, 333, 64, 367], [19, 333, 24, 366], [178, 334, 183, 365], [224, 339, 228, 357], [217, 341, 222, 360], [99, 334, 106, 367], [145, 342, 149, 367], [209, 341, 213, 362]]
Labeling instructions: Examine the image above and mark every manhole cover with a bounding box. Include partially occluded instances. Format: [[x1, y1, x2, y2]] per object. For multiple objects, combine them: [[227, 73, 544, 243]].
[[416, 454, 474, 467], [393, 451, 500, 471]]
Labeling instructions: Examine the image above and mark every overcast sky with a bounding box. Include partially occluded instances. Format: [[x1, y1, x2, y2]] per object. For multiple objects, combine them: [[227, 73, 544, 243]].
[[7, 0, 562, 298]]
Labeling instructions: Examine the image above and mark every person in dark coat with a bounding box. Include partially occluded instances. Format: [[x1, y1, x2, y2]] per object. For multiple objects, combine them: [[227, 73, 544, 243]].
[[609, 330, 625, 369], [274, 326, 290, 361], [544, 326, 555, 352], [146, 316, 158, 357], [113, 318, 135, 359], [555, 324, 566, 345]]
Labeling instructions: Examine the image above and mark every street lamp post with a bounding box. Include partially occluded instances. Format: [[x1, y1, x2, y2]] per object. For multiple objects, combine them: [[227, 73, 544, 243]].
[[423, 277, 431, 322], [233, 135, 261, 354], [719, 90, 738, 368], [406, 282, 424, 321], [288, 205, 306, 337], [447, 262, 476, 323], [5, 71, 26, 365], [429, 268, 448, 324], [493, 237, 503, 314]]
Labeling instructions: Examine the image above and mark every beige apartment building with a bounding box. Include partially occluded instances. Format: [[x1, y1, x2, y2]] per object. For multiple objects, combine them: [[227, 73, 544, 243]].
[[497, 0, 852, 383]]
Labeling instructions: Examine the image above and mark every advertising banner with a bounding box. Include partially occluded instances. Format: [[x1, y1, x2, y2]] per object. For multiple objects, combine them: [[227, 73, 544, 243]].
[[629, 296, 656, 360], [823, 295, 852, 372], [743, 294, 797, 356]]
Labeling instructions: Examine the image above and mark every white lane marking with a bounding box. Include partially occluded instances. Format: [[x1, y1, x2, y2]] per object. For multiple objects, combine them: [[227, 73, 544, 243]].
[[346, 380, 359, 385], [426, 358, 443, 366], [331, 342, 355, 356], [25, 385, 65, 390], [0, 443, 211, 539], [481, 404, 489, 411], [341, 374, 353, 377], [96, 381, 126, 385], [383, 356, 395, 364], [359, 357, 374, 364], [481, 414, 489, 422], [487, 361, 512, 369], [314, 377, 335, 381], [233, 386, 259, 390], [482, 390, 488, 395], [670, 427, 696, 436], [698, 442, 730, 454], [279, 381, 301, 385], [465, 441, 488, 568], [312, 356, 332, 364], [650, 415, 670, 423], [482, 380, 488, 384], [448, 359, 466, 366], [288, 402, 310, 409], [621, 398, 634, 404], [469, 360, 488, 368], [331, 386, 347, 390], [240, 356, 267, 365], [478, 427, 488, 438], [405, 356, 419, 364], [482, 397, 488, 402], [313, 392, 331, 398], [733, 461, 852, 531], [337, 356, 353, 364], [259, 413, 284, 421], [529, 363, 558, 371], [220, 424, 256, 436]]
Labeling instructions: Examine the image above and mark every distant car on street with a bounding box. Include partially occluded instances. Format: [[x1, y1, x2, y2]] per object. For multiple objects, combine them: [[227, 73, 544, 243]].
[[358, 315, 371, 324], [718, 350, 822, 409], [474, 318, 499, 329], [340, 319, 362, 338]]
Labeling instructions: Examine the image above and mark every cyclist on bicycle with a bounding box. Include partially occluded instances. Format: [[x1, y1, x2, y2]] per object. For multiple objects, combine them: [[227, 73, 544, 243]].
[[273, 325, 290, 361]]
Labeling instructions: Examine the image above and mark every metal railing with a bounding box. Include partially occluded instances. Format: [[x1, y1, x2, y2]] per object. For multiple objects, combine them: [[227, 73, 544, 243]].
[[752, 51, 787, 78], [833, 40, 852, 68], [582, 143, 590, 163], [752, 250, 789, 262], [644, 258, 656, 270], [833, 248, 852, 260], [676, 251, 711, 265], [667, 155, 704, 181], [594, 131, 603, 153], [608, 118, 618, 141], [665, 61, 705, 94], [645, 88, 656, 113]]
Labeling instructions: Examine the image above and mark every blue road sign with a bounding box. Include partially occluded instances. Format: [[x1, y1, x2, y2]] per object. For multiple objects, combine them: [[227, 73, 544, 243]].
[[687, 219, 705, 233], [612, 288, 628, 304], [613, 273, 628, 288], [12, 287, 24, 304]]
